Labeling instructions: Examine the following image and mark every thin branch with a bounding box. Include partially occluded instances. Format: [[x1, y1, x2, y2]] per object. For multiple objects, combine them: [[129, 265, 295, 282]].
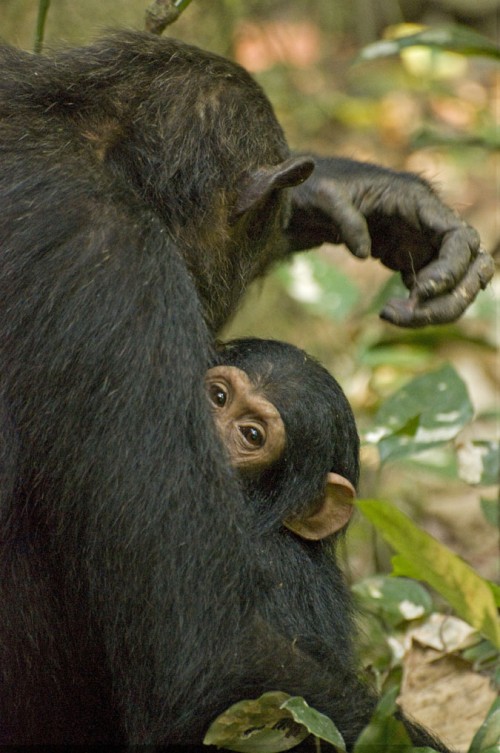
[[173, 0, 194, 10], [145, 0, 194, 36], [34, 0, 51, 54]]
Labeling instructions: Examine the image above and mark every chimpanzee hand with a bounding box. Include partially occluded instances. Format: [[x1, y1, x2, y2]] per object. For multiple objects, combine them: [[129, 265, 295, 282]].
[[286, 156, 495, 327]]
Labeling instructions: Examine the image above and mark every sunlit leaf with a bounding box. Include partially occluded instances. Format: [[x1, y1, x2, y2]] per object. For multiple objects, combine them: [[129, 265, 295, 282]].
[[366, 364, 474, 463], [469, 697, 500, 753], [203, 692, 348, 753], [203, 692, 308, 753], [352, 575, 433, 627], [359, 25, 500, 61], [357, 499, 500, 648], [282, 696, 346, 750]]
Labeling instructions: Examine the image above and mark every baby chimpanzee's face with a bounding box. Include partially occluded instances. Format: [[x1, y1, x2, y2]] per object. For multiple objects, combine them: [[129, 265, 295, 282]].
[[206, 362, 355, 542], [206, 365, 286, 477]]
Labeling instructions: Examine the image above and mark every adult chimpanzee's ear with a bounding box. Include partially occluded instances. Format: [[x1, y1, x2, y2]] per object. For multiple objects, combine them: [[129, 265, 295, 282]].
[[284, 472, 355, 541], [232, 156, 315, 221]]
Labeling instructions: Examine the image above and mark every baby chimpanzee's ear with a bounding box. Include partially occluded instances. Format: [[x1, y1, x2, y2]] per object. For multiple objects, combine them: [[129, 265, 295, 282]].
[[284, 472, 355, 541], [231, 156, 314, 221]]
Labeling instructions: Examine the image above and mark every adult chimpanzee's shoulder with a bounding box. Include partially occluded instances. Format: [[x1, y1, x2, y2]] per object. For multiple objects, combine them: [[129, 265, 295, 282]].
[[0, 40, 32, 66], [0, 43, 40, 111]]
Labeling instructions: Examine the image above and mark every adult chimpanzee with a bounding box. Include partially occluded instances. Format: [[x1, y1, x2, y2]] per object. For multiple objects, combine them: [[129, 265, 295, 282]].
[[207, 338, 447, 749], [0, 29, 486, 748]]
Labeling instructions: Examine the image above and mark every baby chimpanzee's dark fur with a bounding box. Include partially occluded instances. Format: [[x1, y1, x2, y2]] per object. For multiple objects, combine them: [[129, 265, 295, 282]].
[[215, 338, 360, 668], [213, 339, 448, 749], [0, 31, 458, 750]]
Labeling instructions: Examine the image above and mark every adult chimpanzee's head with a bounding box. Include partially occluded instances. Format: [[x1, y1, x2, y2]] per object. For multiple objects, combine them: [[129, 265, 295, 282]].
[[45, 32, 314, 330], [207, 338, 359, 539]]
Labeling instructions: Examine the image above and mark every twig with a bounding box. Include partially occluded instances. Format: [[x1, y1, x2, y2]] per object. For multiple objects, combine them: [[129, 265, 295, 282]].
[[34, 0, 51, 54], [145, 0, 194, 36]]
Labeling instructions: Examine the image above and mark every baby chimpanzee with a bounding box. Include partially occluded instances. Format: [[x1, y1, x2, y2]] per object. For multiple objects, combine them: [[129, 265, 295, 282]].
[[206, 337, 358, 673], [206, 338, 447, 748]]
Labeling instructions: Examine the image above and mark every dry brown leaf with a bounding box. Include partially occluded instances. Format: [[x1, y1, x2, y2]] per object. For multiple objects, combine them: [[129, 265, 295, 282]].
[[400, 645, 497, 752]]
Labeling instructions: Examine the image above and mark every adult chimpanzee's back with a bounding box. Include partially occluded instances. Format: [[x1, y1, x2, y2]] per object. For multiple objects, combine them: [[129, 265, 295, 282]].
[[0, 31, 298, 746], [0, 32, 453, 750]]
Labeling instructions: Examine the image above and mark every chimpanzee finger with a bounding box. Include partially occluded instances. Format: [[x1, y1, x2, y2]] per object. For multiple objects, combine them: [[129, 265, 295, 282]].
[[287, 177, 372, 256], [411, 224, 483, 300], [314, 179, 372, 259], [380, 251, 495, 327]]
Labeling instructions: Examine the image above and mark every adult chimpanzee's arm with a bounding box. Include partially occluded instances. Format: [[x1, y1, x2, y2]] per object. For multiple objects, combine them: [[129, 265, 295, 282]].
[[286, 156, 494, 327]]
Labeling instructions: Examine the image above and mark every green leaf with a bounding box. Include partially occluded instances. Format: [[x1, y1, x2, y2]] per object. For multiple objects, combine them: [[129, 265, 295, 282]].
[[359, 26, 500, 61], [366, 364, 474, 463], [357, 499, 500, 648], [361, 344, 430, 369], [403, 445, 458, 478], [282, 696, 346, 750], [463, 639, 500, 672], [203, 692, 308, 753], [353, 687, 413, 753], [469, 697, 500, 753], [352, 575, 433, 627], [489, 581, 500, 608], [481, 498, 500, 528], [277, 253, 359, 321]]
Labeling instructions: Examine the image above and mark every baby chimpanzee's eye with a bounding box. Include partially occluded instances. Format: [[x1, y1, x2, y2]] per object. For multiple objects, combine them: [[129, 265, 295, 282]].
[[209, 384, 227, 407], [240, 425, 265, 448]]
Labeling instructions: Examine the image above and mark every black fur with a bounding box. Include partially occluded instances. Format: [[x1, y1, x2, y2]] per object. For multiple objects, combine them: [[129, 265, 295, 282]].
[[216, 339, 452, 751], [216, 338, 359, 668], [0, 31, 450, 750]]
